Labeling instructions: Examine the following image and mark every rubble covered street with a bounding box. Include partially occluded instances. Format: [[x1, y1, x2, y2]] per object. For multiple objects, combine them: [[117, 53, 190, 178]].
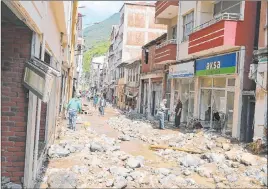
[[35, 102, 267, 189]]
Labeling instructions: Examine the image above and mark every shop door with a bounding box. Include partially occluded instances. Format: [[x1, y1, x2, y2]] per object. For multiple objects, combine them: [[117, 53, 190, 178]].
[[200, 89, 212, 128]]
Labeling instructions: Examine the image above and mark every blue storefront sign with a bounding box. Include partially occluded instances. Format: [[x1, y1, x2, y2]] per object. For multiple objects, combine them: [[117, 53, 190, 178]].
[[195, 52, 237, 76]]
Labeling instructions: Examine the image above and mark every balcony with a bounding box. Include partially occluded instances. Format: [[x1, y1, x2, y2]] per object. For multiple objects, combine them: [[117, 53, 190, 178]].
[[155, 39, 177, 64], [155, 1, 178, 23], [188, 13, 243, 55]]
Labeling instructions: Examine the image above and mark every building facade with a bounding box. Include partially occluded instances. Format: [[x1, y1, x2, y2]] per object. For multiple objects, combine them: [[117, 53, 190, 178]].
[[112, 2, 167, 109], [1, 1, 78, 188], [154, 0, 260, 141], [139, 34, 166, 118]]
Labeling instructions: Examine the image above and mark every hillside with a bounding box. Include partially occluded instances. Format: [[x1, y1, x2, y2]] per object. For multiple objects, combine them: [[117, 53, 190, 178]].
[[83, 13, 120, 72], [83, 13, 120, 50]]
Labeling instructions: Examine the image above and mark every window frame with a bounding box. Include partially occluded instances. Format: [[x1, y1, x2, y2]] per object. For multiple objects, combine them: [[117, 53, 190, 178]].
[[182, 11, 194, 41]]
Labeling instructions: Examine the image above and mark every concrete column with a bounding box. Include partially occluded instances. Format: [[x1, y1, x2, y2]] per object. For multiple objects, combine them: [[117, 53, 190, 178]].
[[232, 47, 245, 139], [138, 79, 142, 113], [162, 72, 167, 100]]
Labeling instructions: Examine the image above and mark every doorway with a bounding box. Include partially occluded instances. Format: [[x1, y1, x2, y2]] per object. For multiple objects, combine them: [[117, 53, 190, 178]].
[[152, 91, 156, 116]]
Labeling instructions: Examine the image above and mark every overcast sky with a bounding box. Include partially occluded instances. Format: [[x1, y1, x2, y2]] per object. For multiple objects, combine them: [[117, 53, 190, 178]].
[[78, 1, 155, 28], [78, 1, 124, 28]]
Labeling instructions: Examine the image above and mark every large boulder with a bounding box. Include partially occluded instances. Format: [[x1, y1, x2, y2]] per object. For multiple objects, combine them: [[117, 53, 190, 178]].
[[113, 176, 128, 189], [48, 144, 70, 158], [201, 153, 225, 163], [90, 142, 104, 152], [179, 154, 202, 167], [47, 171, 78, 188], [240, 153, 258, 166], [126, 158, 141, 169]]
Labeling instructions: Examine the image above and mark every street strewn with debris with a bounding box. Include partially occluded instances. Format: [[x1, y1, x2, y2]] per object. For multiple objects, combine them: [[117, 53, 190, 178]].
[[33, 103, 267, 189]]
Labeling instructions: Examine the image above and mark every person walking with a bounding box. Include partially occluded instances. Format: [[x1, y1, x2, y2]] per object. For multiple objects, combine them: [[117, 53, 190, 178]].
[[174, 98, 182, 128], [98, 95, 106, 116], [67, 95, 82, 131], [93, 94, 99, 109], [158, 99, 168, 130]]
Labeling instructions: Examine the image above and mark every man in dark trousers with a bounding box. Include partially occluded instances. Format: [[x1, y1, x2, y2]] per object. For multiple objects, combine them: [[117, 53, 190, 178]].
[[174, 98, 182, 128]]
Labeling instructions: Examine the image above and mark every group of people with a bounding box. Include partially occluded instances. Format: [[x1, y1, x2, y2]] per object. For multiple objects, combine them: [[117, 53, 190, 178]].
[[158, 98, 182, 130], [65, 93, 107, 131]]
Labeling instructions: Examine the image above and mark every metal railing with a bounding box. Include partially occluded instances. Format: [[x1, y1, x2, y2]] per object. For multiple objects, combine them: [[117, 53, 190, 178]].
[[191, 13, 241, 33], [156, 39, 177, 49]]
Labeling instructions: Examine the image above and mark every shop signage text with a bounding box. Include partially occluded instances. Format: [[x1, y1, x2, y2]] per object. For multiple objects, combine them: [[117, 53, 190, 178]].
[[195, 52, 237, 76], [168, 61, 195, 78]]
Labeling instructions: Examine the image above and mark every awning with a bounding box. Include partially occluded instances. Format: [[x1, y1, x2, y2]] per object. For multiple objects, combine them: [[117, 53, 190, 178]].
[[23, 57, 60, 102]]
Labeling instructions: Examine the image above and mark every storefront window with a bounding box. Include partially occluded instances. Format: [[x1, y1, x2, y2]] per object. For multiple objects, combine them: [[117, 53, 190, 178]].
[[201, 78, 212, 87], [226, 91, 235, 135], [213, 78, 226, 88], [174, 79, 179, 90]]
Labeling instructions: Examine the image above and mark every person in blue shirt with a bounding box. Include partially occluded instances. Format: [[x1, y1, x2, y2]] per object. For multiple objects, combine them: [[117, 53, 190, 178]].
[[67, 95, 82, 131], [93, 94, 99, 109]]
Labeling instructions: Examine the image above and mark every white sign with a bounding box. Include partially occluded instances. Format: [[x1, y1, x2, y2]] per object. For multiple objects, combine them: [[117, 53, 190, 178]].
[[168, 61, 194, 78]]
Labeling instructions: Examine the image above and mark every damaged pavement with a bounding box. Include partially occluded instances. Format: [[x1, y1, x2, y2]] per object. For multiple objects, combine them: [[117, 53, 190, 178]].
[[28, 104, 267, 189]]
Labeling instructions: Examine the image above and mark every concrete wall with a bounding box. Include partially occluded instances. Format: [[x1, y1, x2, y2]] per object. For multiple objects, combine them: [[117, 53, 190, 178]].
[[1, 22, 32, 184], [122, 4, 166, 62]]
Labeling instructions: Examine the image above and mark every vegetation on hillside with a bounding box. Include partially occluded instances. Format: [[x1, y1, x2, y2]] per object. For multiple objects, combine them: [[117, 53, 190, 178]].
[[83, 40, 110, 72], [82, 13, 119, 72]]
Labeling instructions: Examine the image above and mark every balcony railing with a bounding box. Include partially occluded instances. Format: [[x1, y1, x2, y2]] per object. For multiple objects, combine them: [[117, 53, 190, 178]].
[[192, 13, 241, 33], [156, 39, 177, 49]]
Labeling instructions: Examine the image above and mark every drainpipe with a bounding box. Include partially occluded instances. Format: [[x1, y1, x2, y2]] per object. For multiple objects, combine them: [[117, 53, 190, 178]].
[[176, 1, 181, 61], [68, 0, 78, 100]]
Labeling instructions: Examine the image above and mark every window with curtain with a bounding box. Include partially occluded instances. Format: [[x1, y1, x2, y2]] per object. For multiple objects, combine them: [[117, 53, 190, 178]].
[[183, 11, 194, 41]]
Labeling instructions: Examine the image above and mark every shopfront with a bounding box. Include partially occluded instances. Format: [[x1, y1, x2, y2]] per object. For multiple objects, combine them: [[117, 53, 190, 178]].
[[195, 52, 238, 135], [169, 61, 195, 123]]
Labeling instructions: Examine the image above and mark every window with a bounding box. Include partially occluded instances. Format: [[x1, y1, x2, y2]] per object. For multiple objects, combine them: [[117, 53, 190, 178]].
[[183, 11, 194, 41], [171, 25, 177, 39], [213, 1, 241, 17], [145, 49, 149, 64]]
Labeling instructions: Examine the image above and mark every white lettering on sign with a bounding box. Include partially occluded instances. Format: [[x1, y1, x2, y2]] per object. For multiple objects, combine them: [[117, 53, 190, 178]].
[[206, 61, 221, 70]]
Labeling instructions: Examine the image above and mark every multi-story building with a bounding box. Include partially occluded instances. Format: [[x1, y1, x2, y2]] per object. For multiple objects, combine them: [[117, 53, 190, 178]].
[[139, 34, 166, 118], [74, 13, 85, 93], [251, 1, 267, 144], [155, 0, 260, 141], [107, 25, 119, 102], [113, 2, 167, 109], [89, 56, 106, 94], [1, 1, 78, 188]]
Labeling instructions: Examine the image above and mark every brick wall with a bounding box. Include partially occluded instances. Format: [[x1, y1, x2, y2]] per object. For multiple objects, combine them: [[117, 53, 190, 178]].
[[1, 22, 32, 184]]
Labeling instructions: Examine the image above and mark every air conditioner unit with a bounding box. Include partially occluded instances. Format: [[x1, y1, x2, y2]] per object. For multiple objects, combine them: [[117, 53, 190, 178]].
[[248, 64, 258, 80]]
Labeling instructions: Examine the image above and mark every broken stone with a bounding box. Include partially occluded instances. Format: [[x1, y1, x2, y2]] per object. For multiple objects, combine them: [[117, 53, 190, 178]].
[[126, 158, 141, 169], [113, 176, 127, 189], [202, 153, 225, 163], [118, 135, 130, 141], [48, 144, 70, 158], [226, 174, 238, 183], [1, 177, 10, 185], [240, 153, 257, 166], [135, 155, 145, 166], [106, 179, 114, 187], [185, 178, 196, 186], [90, 142, 104, 152], [157, 168, 170, 176], [179, 154, 202, 167], [183, 170, 191, 176], [47, 171, 77, 188], [3, 183, 22, 189], [231, 162, 240, 168], [197, 167, 212, 178], [222, 143, 231, 151]]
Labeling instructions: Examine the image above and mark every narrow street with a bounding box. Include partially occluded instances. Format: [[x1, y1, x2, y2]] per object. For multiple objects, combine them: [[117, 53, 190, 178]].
[[36, 99, 267, 189]]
